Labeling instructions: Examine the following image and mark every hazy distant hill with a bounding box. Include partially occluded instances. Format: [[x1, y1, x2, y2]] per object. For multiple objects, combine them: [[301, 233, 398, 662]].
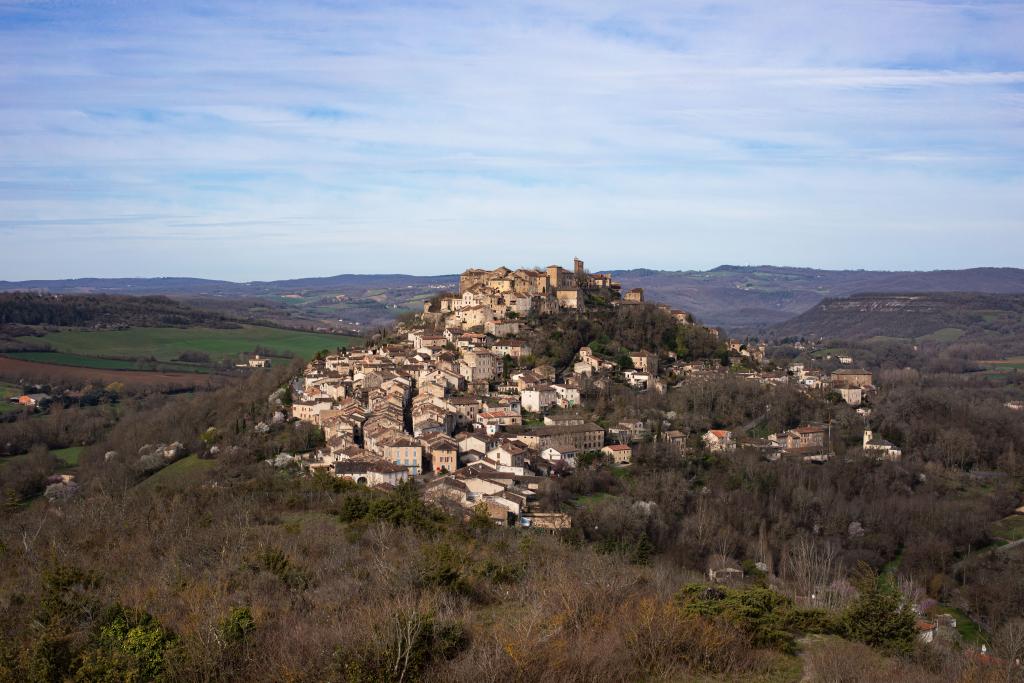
[[0, 274, 458, 297], [770, 292, 1024, 346], [611, 265, 1024, 330], [5, 265, 1024, 331], [0, 274, 459, 330]]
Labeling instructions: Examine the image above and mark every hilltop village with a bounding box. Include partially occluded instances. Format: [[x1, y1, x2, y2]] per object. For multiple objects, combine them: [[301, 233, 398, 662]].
[[287, 258, 889, 527]]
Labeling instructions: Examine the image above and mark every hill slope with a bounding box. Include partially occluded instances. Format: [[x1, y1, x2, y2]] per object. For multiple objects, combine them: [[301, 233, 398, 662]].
[[770, 292, 1024, 346], [0, 274, 459, 329], [612, 266, 1024, 331]]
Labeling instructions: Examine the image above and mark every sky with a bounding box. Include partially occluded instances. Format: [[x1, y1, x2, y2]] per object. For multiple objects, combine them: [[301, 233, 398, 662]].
[[1, 0, 1023, 281]]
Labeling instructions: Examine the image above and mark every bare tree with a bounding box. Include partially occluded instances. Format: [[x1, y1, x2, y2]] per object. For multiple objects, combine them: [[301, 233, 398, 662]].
[[781, 535, 843, 610]]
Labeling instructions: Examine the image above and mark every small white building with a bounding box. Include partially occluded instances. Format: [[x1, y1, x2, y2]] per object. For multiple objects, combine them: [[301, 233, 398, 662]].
[[863, 429, 902, 460]]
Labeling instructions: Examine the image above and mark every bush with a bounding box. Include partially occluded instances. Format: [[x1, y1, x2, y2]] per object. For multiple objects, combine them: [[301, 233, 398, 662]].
[[75, 605, 177, 682], [334, 611, 467, 682], [417, 542, 470, 594], [174, 351, 212, 364], [626, 598, 759, 676], [219, 607, 256, 646], [676, 584, 831, 653], [251, 548, 311, 591]]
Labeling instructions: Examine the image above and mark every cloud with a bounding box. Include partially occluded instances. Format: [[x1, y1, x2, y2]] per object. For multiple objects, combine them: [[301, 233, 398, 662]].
[[0, 0, 1022, 279]]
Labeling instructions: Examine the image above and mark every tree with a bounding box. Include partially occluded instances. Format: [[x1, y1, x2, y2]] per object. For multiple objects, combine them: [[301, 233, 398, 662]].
[[840, 567, 917, 654]]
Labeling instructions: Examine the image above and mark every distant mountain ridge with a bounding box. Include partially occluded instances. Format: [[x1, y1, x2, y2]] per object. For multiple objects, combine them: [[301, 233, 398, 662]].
[[4, 265, 1024, 332], [609, 265, 1024, 330], [769, 292, 1024, 349], [0, 273, 459, 297]]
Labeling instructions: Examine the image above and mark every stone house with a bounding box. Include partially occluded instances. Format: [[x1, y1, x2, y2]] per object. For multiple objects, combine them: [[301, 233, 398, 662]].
[[703, 429, 735, 452], [521, 385, 557, 413], [602, 443, 633, 464]]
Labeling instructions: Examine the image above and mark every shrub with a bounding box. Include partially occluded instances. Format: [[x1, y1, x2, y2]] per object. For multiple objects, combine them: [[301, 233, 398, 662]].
[[676, 583, 831, 653], [219, 607, 256, 646], [416, 542, 470, 594], [365, 482, 445, 532], [251, 548, 311, 591], [334, 612, 467, 682], [75, 605, 176, 682], [338, 492, 371, 523], [626, 598, 758, 676]]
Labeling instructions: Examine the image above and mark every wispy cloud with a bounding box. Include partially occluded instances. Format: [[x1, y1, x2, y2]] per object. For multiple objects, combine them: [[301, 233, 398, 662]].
[[0, 0, 1022, 279]]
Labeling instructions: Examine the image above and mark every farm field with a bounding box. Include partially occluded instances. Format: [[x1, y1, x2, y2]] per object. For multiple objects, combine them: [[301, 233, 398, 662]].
[[16, 325, 359, 364], [2, 351, 207, 373], [0, 356, 223, 389], [978, 356, 1024, 374]]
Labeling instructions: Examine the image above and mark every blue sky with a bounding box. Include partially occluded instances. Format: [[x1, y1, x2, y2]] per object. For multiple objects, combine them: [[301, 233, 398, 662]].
[[1, 0, 1023, 280]]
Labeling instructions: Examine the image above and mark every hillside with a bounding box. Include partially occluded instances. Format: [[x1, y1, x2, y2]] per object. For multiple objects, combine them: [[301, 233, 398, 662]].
[[612, 266, 1024, 331], [770, 292, 1024, 347]]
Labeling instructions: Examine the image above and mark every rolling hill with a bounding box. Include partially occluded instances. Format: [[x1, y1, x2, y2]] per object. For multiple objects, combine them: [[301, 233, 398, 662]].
[[769, 292, 1024, 346], [611, 265, 1024, 331], [0, 274, 459, 330]]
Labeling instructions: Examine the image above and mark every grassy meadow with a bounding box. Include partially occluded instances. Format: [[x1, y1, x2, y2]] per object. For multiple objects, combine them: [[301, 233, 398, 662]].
[[0, 445, 83, 470], [0, 382, 22, 414], [137, 454, 217, 490]]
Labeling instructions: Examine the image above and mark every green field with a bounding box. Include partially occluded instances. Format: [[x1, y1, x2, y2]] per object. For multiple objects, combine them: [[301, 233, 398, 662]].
[[864, 336, 909, 344], [941, 605, 985, 644], [52, 446, 83, 467], [919, 327, 965, 343], [137, 454, 216, 490], [979, 357, 1024, 375], [991, 514, 1024, 542], [573, 492, 615, 507], [3, 351, 202, 372], [0, 382, 22, 414], [16, 325, 359, 365], [0, 446, 82, 470]]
